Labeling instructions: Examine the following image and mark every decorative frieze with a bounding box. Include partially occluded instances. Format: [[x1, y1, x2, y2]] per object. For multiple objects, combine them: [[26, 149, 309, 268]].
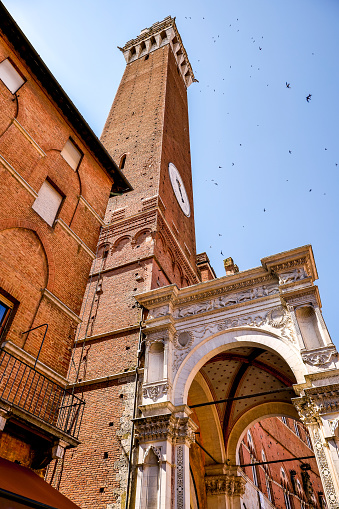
[[175, 284, 279, 318], [278, 267, 309, 285], [302, 347, 338, 367], [205, 475, 246, 496]]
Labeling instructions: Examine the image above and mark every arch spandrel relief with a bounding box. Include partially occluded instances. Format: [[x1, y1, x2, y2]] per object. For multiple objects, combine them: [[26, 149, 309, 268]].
[[134, 246, 339, 508]]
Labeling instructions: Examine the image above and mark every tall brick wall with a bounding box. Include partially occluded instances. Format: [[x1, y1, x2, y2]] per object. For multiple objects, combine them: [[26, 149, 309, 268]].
[[59, 30, 200, 508], [240, 418, 324, 508]]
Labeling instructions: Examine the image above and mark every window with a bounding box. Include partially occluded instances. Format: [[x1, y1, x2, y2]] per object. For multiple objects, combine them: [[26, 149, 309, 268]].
[[119, 154, 126, 170], [60, 138, 82, 170], [0, 58, 25, 94], [283, 491, 292, 509], [0, 293, 14, 337], [294, 421, 300, 438], [32, 180, 63, 226]]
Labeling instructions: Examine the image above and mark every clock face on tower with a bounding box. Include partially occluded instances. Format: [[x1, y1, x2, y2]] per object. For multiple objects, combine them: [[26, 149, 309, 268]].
[[168, 163, 191, 217]]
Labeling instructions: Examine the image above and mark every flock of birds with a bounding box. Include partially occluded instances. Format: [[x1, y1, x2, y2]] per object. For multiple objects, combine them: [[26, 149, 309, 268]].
[[179, 13, 337, 260]]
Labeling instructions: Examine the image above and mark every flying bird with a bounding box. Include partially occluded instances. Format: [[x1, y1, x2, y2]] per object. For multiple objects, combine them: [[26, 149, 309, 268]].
[[221, 250, 224, 256], [264, 208, 266, 212], [286, 82, 291, 88], [309, 189, 312, 192], [289, 150, 292, 154], [306, 94, 312, 102], [218, 234, 222, 236], [259, 47, 262, 50]]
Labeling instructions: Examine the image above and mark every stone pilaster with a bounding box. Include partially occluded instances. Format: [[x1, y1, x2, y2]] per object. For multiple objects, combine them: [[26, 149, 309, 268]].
[[293, 385, 339, 508]]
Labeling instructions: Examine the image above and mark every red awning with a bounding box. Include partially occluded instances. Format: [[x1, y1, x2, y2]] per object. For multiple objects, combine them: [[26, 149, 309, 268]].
[[0, 457, 81, 509]]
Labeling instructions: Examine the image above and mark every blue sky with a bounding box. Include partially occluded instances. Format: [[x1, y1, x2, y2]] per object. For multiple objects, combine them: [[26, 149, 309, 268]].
[[3, 0, 339, 346]]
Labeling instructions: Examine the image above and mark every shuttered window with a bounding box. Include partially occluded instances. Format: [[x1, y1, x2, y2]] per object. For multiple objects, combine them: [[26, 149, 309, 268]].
[[0, 58, 25, 94], [60, 138, 82, 170], [32, 180, 63, 226]]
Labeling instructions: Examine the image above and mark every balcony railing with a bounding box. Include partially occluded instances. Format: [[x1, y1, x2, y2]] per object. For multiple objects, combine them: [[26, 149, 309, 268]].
[[0, 348, 84, 439]]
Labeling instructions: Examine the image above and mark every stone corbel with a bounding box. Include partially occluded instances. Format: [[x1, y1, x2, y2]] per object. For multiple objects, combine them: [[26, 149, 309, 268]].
[[52, 439, 68, 460], [0, 407, 10, 431]]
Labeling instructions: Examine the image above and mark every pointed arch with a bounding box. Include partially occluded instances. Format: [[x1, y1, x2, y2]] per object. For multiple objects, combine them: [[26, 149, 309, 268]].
[[0, 219, 55, 291]]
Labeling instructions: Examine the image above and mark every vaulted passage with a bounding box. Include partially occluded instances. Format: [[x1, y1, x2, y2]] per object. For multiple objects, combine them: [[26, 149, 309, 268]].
[[187, 346, 322, 508]]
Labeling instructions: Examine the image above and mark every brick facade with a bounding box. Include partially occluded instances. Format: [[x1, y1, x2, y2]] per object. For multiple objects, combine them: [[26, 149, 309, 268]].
[[0, 4, 130, 496]]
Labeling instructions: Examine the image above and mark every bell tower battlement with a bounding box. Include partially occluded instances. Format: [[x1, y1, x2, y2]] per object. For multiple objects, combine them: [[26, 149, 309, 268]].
[[119, 16, 196, 88]]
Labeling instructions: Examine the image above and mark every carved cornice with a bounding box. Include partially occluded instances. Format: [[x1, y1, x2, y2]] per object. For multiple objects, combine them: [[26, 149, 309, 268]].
[[293, 384, 339, 421], [138, 273, 278, 313], [205, 475, 246, 496], [262, 245, 318, 282], [134, 414, 196, 444]]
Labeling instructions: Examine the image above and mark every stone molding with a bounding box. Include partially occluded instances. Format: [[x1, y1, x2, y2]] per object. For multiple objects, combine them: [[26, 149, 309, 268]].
[[1, 341, 67, 387], [135, 414, 196, 444], [12, 118, 46, 157], [302, 347, 338, 367], [54, 218, 95, 259], [205, 474, 246, 496], [43, 288, 82, 324], [78, 195, 105, 226], [0, 153, 38, 198]]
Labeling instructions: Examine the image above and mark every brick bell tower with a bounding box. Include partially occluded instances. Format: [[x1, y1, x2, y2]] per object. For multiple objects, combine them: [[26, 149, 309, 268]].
[[57, 17, 200, 508]]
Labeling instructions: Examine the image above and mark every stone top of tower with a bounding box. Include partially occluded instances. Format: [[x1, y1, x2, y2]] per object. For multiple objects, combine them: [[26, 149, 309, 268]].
[[118, 16, 196, 88]]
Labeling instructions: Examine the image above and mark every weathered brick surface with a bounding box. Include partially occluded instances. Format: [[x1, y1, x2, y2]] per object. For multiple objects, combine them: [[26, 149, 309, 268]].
[[59, 40, 200, 508]]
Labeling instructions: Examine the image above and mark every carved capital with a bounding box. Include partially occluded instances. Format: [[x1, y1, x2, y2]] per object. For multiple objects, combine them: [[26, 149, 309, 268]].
[[292, 397, 321, 424], [135, 414, 196, 445], [205, 475, 246, 496]]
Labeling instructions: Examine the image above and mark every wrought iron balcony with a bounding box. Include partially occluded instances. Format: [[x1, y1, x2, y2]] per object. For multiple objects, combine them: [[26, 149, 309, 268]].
[[0, 348, 84, 439]]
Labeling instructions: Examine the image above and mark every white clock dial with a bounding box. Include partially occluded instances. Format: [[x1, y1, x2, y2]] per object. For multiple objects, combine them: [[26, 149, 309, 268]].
[[168, 163, 191, 217]]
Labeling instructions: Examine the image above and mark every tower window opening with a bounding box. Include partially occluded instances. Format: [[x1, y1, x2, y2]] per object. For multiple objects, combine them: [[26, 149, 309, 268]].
[[140, 41, 146, 54], [150, 36, 156, 48], [119, 154, 126, 170], [160, 30, 167, 43]]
